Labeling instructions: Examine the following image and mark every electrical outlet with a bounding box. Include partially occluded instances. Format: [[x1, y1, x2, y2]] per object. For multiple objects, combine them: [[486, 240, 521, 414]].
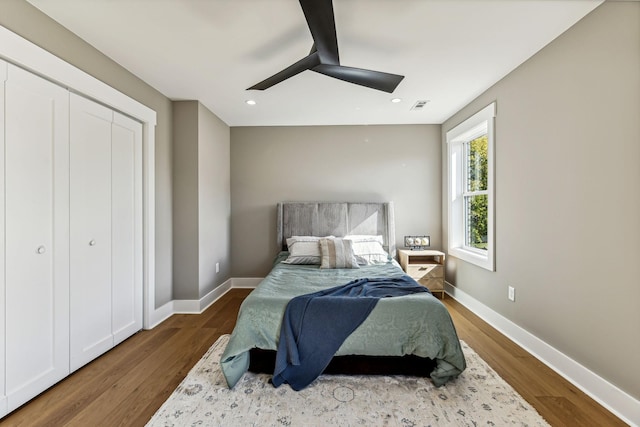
[[215, 262, 220, 273], [508, 286, 515, 302]]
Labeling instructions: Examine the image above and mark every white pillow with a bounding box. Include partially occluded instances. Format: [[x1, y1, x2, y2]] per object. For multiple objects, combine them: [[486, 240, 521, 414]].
[[282, 236, 334, 265], [344, 235, 384, 244], [319, 238, 359, 269], [344, 235, 389, 265]]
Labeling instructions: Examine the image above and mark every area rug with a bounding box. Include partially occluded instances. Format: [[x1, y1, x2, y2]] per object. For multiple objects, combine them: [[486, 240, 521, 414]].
[[146, 335, 550, 426]]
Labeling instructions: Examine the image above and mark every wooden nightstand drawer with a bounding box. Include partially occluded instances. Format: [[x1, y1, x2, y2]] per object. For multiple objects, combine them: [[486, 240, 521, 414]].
[[406, 264, 443, 280]]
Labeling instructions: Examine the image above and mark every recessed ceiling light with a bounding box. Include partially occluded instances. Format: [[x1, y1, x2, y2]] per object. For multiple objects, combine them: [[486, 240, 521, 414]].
[[391, 98, 402, 103], [245, 99, 257, 106]]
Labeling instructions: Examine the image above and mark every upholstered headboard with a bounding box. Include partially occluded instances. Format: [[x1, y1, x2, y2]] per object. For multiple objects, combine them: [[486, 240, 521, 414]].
[[276, 202, 396, 258]]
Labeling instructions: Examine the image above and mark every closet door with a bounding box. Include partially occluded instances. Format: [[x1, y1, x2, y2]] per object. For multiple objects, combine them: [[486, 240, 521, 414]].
[[70, 94, 113, 372], [4, 64, 70, 411], [0, 59, 7, 419], [69, 94, 142, 371], [111, 112, 143, 345]]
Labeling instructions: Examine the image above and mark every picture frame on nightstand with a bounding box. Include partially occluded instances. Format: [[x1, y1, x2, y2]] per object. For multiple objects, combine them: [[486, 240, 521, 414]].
[[403, 235, 430, 250]]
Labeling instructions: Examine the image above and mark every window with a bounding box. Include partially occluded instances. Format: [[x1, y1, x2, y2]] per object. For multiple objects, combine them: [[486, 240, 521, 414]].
[[447, 102, 495, 271]]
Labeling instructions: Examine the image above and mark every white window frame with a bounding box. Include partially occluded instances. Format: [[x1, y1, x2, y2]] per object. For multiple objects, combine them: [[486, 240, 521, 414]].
[[447, 102, 495, 271]]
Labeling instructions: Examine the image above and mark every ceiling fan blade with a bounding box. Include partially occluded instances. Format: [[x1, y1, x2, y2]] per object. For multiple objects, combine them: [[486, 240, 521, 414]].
[[249, 0, 406, 93], [247, 52, 321, 90], [312, 64, 404, 93], [299, 0, 339, 64]]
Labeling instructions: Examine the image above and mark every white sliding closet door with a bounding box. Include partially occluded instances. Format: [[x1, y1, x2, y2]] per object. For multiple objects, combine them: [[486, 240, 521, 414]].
[[69, 94, 142, 372], [70, 95, 114, 372], [4, 64, 70, 411], [111, 112, 143, 345], [0, 60, 6, 418]]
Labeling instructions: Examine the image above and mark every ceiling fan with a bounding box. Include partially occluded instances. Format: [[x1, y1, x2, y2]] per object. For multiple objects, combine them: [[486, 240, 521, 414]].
[[247, 0, 405, 93]]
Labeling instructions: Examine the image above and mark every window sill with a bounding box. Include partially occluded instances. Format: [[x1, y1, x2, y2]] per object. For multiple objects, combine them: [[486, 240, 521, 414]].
[[449, 247, 494, 272]]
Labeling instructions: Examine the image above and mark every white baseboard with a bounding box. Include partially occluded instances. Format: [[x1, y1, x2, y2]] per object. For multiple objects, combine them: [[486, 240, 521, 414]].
[[173, 279, 233, 314], [444, 282, 639, 427], [147, 300, 174, 329], [145, 277, 262, 327], [231, 277, 262, 288], [145, 279, 236, 328]]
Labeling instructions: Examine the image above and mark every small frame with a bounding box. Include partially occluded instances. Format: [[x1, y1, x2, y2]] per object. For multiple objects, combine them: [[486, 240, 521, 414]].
[[404, 235, 430, 250]]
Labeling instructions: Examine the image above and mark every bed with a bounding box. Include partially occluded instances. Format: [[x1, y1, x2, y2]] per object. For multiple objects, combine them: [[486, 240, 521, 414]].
[[221, 202, 466, 389]]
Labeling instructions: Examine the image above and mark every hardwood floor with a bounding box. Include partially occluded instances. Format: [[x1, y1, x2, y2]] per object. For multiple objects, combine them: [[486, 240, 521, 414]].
[[0, 289, 626, 426], [443, 297, 627, 427]]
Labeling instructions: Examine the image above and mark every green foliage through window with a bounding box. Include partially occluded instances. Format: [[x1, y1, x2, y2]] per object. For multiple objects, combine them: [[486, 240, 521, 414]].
[[465, 135, 488, 250]]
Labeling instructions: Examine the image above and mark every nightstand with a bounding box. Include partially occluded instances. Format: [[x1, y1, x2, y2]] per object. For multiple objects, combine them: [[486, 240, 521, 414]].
[[398, 249, 445, 298]]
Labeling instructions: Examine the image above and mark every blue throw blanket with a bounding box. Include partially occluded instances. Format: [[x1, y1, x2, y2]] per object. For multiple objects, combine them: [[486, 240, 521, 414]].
[[272, 275, 430, 390]]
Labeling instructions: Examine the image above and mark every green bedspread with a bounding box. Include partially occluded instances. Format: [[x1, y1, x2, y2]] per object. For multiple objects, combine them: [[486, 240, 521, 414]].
[[221, 253, 466, 388]]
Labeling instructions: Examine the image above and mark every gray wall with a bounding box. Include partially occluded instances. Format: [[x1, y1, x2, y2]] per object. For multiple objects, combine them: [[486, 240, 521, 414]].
[[0, 0, 175, 307], [197, 102, 231, 298], [172, 102, 199, 299], [173, 101, 231, 299], [442, 2, 640, 399], [230, 125, 441, 277]]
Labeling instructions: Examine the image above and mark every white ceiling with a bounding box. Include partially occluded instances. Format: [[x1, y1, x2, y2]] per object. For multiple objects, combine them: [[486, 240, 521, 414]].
[[26, 0, 602, 126]]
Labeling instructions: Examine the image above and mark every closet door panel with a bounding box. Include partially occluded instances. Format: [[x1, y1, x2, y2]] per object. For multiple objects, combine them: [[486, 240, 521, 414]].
[[0, 59, 7, 418], [111, 112, 143, 344], [4, 65, 70, 410], [69, 94, 113, 372]]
